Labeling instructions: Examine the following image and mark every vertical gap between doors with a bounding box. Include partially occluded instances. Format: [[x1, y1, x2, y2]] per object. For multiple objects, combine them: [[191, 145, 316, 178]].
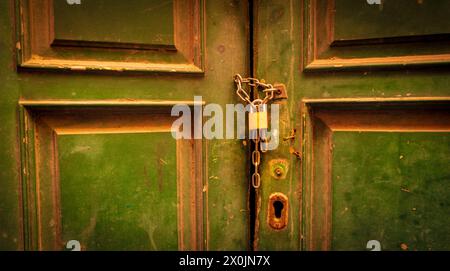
[[248, 0, 256, 251]]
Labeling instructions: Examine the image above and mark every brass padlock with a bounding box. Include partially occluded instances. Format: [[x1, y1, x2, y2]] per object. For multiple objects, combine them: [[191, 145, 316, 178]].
[[248, 102, 268, 140], [248, 105, 259, 140], [258, 103, 268, 141]]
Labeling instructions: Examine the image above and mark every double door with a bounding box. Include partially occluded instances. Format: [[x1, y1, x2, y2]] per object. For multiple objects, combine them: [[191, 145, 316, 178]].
[[0, 0, 448, 251]]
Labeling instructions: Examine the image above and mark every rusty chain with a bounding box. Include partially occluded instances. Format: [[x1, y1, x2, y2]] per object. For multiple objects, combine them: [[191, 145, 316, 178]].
[[234, 74, 277, 189]]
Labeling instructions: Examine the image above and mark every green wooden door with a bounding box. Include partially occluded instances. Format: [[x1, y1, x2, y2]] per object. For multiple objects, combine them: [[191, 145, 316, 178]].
[[2, 0, 449, 252], [0, 0, 250, 250], [255, 0, 450, 250]]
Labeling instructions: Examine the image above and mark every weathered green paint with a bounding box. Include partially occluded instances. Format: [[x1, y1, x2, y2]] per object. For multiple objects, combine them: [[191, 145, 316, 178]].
[[334, 0, 450, 40], [0, 0, 22, 251], [58, 133, 178, 250], [256, 0, 450, 250], [332, 132, 450, 251], [255, 0, 303, 251], [0, 0, 250, 250], [3, 0, 448, 252], [54, 0, 174, 46]]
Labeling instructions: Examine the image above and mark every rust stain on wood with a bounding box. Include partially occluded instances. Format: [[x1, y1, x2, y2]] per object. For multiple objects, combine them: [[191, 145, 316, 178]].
[[156, 156, 164, 192], [143, 165, 152, 189]]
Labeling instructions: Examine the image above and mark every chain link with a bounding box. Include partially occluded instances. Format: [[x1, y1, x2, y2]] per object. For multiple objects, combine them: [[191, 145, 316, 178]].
[[234, 74, 276, 107], [251, 143, 261, 188], [234, 74, 276, 189]]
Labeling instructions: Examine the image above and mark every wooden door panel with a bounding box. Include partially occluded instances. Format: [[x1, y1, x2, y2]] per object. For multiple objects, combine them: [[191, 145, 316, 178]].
[[53, 0, 175, 46], [58, 133, 178, 251], [21, 104, 202, 250], [0, 0, 250, 251], [305, 0, 450, 70], [333, 0, 450, 40], [331, 132, 450, 251], [17, 0, 202, 72], [256, 0, 450, 250], [304, 101, 450, 250]]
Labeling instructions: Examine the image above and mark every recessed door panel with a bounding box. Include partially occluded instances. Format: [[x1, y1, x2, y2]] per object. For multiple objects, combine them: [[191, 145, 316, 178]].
[[303, 102, 450, 251], [17, 0, 203, 72], [334, 0, 450, 40], [304, 0, 450, 70], [22, 105, 203, 250], [58, 133, 178, 250], [53, 0, 175, 47], [332, 132, 450, 251]]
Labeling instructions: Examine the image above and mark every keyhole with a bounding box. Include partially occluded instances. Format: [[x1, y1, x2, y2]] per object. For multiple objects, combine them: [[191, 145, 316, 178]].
[[273, 200, 284, 219], [268, 193, 288, 230]]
